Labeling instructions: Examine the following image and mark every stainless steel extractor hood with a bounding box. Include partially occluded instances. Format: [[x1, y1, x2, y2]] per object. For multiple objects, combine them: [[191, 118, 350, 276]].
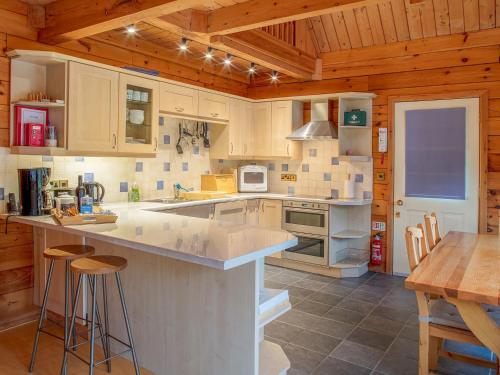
[[286, 100, 338, 140]]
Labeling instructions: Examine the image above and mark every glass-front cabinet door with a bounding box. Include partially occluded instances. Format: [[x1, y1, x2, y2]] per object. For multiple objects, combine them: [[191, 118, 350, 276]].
[[118, 73, 159, 154]]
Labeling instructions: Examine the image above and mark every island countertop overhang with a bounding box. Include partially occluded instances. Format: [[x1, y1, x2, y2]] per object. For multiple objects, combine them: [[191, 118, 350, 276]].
[[9, 202, 297, 270]]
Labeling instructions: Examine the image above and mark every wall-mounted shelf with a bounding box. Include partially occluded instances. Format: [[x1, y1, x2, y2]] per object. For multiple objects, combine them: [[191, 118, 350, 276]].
[[10, 146, 67, 156], [331, 230, 370, 239], [12, 101, 65, 108], [340, 125, 371, 129]]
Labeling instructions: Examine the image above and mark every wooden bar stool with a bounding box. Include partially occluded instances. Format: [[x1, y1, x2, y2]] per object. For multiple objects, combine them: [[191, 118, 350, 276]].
[[61, 255, 140, 375], [29, 244, 95, 373]]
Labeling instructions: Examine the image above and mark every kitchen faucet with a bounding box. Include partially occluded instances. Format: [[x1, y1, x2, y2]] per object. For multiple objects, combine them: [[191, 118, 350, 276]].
[[173, 183, 190, 199]]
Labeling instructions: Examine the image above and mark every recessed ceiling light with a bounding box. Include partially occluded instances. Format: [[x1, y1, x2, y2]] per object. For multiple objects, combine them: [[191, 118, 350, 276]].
[[126, 25, 137, 34], [271, 70, 279, 82], [204, 47, 214, 60], [223, 53, 233, 66], [179, 37, 189, 52], [248, 63, 256, 75]]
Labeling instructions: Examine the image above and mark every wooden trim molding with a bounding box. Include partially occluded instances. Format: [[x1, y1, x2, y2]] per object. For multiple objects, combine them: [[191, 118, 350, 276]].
[[387, 90, 489, 273]]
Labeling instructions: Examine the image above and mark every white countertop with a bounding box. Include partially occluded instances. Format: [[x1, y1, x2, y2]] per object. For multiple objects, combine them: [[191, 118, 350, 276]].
[[11, 201, 297, 270]]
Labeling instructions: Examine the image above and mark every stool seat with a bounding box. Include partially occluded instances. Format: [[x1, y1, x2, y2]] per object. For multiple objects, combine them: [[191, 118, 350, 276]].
[[43, 245, 95, 260], [71, 255, 127, 275]]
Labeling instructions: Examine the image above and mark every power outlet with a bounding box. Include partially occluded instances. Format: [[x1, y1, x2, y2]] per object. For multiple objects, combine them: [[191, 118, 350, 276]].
[[375, 172, 385, 182], [281, 174, 297, 182]]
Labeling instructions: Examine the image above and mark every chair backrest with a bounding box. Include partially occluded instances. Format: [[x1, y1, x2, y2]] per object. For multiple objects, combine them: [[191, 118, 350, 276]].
[[405, 224, 429, 271], [424, 213, 441, 250]]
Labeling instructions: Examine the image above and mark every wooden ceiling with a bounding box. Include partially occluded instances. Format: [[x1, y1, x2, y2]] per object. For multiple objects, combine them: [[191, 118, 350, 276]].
[[307, 0, 500, 52]]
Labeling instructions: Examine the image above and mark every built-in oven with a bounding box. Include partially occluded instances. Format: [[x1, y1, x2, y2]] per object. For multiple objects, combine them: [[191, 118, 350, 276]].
[[281, 200, 329, 265]]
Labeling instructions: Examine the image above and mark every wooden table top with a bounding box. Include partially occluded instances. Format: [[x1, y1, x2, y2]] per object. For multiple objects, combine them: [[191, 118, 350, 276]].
[[405, 231, 500, 306]]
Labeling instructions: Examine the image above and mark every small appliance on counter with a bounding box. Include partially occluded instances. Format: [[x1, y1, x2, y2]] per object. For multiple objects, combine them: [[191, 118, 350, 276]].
[[18, 167, 51, 216], [238, 165, 268, 192], [201, 174, 237, 194], [83, 181, 105, 205]]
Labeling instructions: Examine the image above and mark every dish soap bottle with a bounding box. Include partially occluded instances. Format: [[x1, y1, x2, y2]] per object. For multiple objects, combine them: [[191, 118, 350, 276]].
[[129, 182, 140, 202]]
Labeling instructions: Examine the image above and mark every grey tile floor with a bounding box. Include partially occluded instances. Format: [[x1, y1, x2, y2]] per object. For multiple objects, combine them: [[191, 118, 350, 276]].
[[264, 265, 496, 375]]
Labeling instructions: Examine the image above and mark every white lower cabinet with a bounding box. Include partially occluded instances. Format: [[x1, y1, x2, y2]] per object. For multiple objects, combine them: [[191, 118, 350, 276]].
[[259, 200, 283, 259], [214, 200, 247, 224]]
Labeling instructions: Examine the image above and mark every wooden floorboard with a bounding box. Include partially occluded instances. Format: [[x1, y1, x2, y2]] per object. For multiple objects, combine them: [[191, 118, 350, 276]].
[[0, 322, 155, 374]]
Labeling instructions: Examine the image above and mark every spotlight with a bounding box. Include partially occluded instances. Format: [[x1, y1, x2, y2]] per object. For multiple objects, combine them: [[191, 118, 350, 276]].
[[179, 37, 189, 52], [204, 47, 214, 60], [223, 53, 233, 66], [126, 25, 137, 34], [271, 70, 279, 82], [248, 62, 256, 75]]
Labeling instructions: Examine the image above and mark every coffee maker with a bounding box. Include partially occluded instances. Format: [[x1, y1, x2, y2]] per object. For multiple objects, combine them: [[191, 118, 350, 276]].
[[18, 168, 52, 216]]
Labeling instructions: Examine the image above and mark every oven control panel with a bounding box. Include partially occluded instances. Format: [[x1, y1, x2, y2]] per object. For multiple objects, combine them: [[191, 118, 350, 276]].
[[282, 200, 329, 210]]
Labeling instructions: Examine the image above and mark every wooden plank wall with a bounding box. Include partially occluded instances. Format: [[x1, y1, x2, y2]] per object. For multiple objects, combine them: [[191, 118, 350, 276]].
[[0, 2, 248, 147], [0, 217, 36, 329], [249, 28, 500, 272]]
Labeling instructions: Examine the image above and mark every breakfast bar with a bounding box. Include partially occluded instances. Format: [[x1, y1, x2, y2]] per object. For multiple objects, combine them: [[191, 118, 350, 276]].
[[11, 203, 297, 375]]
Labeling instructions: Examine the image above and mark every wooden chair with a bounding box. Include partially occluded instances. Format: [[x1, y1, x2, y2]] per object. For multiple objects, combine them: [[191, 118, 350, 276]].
[[405, 226, 499, 375], [424, 213, 441, 251]]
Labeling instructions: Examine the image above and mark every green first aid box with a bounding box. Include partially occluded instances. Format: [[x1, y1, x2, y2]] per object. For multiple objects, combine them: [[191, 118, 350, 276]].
[[343, 109, 367, 126]]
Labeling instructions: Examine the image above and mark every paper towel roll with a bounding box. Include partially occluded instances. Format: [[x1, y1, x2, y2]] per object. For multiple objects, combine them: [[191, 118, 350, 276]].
[[343, 175, 355, 199]]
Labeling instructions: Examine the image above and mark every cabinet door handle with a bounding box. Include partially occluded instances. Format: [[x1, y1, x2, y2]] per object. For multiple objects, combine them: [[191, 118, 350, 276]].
[[230, 142, 233, 154], [287, 143, 290, 155], [112, 133, 117, 149], [154, 137, 158, 151], [211, 112, 219, 118], [175, 106, 185, 112]]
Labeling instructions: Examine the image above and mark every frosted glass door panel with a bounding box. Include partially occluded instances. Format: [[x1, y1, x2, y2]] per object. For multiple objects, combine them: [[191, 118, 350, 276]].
[[405, 108, 466, 200]]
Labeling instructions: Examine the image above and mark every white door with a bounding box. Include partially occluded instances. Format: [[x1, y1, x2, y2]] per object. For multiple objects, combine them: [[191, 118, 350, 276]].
[[393, 98, 479, 275]]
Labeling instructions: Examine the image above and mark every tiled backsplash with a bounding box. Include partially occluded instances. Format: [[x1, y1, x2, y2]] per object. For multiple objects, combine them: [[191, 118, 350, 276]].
[[0, 118, 372, 213]]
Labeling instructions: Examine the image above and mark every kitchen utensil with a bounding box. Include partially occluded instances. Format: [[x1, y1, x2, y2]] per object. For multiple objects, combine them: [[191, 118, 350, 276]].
[[176, 122, 184, 154], [202, 122, 210, 148], [140, 91, 149, 102], [129, 109, 145, 125], [45, 124, 57, 147]]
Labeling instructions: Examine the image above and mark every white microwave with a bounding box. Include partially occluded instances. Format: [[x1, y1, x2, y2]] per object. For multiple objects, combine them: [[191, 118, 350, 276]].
[[238, 165, 268, 192]]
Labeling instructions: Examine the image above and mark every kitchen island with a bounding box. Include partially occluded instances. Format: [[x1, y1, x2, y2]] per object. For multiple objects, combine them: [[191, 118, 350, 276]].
[[12, 201, 297, 375]]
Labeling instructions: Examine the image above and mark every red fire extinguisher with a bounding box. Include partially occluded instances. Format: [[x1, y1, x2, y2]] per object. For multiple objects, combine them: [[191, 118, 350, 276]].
[[371, 233, 383, 266]]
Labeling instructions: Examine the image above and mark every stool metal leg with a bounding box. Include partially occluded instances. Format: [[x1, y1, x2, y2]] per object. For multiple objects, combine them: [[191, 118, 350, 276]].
[[88, 275, 111, 372], [70, 269, 77, 351], [89, 274, 97, 375], [29, 259, 55, 372], [116, 272, 140, 375], [62, 260, 70, 375], [60, 274, 83, 375], [102, 274, 112, 372]]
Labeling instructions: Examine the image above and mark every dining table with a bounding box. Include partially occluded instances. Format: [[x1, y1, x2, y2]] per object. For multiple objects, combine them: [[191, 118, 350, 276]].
[[405, 231, 500, 359]]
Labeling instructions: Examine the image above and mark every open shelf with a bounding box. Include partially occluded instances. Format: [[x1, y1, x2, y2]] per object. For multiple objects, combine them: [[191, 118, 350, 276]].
[[258, 288, 291, 328], [331, 230, 370, 239], [259, 340, 290, 375], [12, 101, 65, 108], [10, 146, 67, 156]]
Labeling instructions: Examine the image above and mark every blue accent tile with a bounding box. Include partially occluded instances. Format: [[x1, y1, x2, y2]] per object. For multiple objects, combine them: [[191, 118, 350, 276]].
[[331, 189, 339, 199], [159, 117, 164, 126], [182, 162, 189, 171], [135, 226, 143, 236], [83, 173, 94, 183], [119, 182, 128, 193], [323, 173, 332, 181], [363, 191, 373, 200], [163, 135, 170, 145], [74, 156, 85, 162], [288, 186, 295, 194], [0, 188, 4, 200], [42, 156, 53, 162], [355, 174, 364, 183], [163, 162, 170, 172], [193, 146, 200, 155], [157, 180, 164, 190], [281, 164, 288, 172], [302, 164, 309, 172], [331, 157, 339, 165], [268, 163, 275, 171], [309, 149, 317, 157], [135, 162, 143, 172]]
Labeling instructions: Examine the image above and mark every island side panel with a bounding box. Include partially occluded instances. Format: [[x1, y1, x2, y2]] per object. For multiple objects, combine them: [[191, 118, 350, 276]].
[[87, 238, 259, 375]]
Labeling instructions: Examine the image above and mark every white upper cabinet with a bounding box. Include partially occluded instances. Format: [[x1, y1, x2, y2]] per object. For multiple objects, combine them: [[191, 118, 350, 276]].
[[159, 82, 198, 117], [252, 102, 273, 157], [271, 101, 303, 159], [67, 62, 119, 153], [198, 91, 229, 122]]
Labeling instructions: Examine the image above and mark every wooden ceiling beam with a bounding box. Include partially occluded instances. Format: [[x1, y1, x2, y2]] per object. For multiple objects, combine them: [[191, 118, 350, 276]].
[[205, 0, 385, 35], [210, 30, 320, 80], [38, 0, 201, 45]]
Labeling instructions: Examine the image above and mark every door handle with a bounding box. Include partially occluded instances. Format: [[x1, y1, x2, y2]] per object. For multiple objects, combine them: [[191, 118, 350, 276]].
[[112, 133, 117, 149], [154, 137, 158, 151], [175, 106, 184, 112], [396, 199, 403, 206], [395, 211, 401, 218]]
